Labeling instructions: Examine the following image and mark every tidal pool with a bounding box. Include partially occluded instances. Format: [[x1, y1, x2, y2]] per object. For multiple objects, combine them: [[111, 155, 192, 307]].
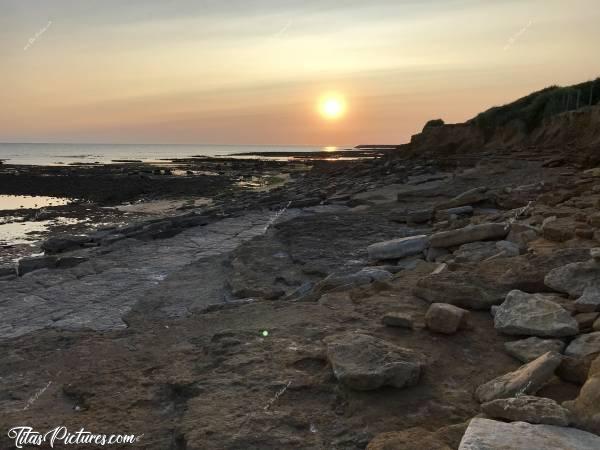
[[0, 195, 72, 211]]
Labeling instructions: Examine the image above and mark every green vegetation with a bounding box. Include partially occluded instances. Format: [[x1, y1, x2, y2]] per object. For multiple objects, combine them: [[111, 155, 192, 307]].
[[469, 78, 600, 134]]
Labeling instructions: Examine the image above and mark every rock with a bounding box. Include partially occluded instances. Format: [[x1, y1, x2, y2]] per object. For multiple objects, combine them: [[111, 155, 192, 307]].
[[475, 351, 562, 402], [367, 428, 452, 450], [506, 224, 538, 251], [545, 259, 600, 297], [557, 354, 597, 384], [575, 286, 600, 312], [406, 209, 433, 224], [41, 234, 91, 254], [367, 235, 429, 261], [324, 333, 422, 390], [541, 217, 576, 242], [17, 256, 58, 276], [435, 206, 474, 221], [494, 290, 579, 337], [458, 418, 600, 450], [495, 240, 520, 257], [565, 332, 600, 359], [429, 223, 508, 248], [575, 312, 600, 332], [504, 337, 566, 363], [425, 303, 470, 334], [590, 247, 600, 261], [415, 271, 505, 310], [435, 187, 488, 211], [564, 355, 600, 434], [453, 241, 499, 263], [426, 246, 451, 262], [382, 312, 414, 329], [481, 395, 571, 426], [357, 267, 394, 282]]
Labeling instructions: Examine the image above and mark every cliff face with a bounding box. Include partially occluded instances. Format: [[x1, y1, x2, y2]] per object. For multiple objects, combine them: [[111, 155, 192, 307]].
[[407, 105, 600, 161]]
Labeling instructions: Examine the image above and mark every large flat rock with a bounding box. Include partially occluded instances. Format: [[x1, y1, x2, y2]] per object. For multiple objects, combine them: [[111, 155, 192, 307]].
[[545, 259, 600, 297], [459, 418, 600, 450], [494, 290, 579, 337], [324, 333, 422, 390]]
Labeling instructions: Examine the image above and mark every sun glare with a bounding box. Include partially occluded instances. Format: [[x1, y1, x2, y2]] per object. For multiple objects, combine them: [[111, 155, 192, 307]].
[[319, 94, 346, 120]]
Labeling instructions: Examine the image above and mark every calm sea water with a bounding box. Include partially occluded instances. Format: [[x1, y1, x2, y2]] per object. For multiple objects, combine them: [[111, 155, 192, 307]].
[[0, 143, 344, 165]]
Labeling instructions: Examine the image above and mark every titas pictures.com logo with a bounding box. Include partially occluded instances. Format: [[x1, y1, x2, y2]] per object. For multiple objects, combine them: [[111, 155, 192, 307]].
[[7, 426, 143, 448]]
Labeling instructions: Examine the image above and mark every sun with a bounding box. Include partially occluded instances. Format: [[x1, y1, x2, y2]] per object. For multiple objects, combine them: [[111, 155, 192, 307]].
[[318, 94, 346, 120]]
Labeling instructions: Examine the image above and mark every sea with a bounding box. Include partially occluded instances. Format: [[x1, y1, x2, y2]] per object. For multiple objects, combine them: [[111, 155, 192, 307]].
[[0, 143, 344, 166]]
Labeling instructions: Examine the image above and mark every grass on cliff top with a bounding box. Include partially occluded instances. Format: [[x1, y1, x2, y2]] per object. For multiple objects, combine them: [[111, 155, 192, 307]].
[[468, 78, 600, 134]]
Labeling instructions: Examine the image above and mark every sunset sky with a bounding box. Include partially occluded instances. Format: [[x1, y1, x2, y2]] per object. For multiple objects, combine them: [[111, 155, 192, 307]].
[[2, 0, 600, 146]]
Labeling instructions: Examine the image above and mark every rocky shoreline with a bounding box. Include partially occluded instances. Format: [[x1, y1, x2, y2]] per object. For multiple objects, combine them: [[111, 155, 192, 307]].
[[3, 112, 600, 448]]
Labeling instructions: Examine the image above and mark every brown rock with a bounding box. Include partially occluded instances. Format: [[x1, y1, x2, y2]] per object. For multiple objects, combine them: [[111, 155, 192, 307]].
[[564, 355, 600, 435], [475, 351, 562, 403], [481, 395, 571, 426], [425, 303, 470, 334]]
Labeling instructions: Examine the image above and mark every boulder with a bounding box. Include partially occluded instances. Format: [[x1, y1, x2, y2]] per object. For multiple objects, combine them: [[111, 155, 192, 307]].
[[459, 418, 600, 450], [481, 395, 571, 426], [541, 217, 576, 242], [435, 187, 488, 211], [367, 235, 429, 261], [415, 271, 505, 310], [494, 290, 579, 337], [565, 332, 600, 359], [324, 333, 422, 390], [504, 337, 566, 363], [574, 286, 600, 312], [382, 312, 414, 329], [425, 303, 470, 334], [564, 355, 600, 435], [475, 351, 562, 403], [557, 354, 597, 385], [545, 259, 600, 297], [429, 223, 508, 248]]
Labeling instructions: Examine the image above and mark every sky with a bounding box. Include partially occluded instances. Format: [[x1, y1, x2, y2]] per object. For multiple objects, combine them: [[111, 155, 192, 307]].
[[1, 0, 600, 146]]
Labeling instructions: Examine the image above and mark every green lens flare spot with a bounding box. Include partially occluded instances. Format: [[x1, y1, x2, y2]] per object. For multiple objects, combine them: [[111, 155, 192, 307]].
[[261, 330, 269, 337]]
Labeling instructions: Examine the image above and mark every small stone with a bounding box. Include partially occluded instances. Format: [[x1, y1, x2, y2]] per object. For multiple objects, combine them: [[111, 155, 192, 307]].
[[475, 351, 562, 403], [382, 312, 414, 329], [481, 395, 571, 426], [425, 303, 470, 334], [504, 337, 566, 363], [590, 248, 600, 261]]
